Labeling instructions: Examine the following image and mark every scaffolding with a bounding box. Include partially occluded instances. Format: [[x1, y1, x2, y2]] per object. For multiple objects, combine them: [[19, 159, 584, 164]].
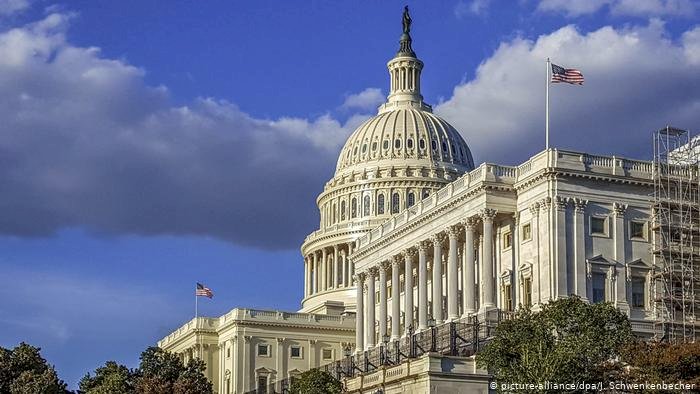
[[653, 126, 700, 342]]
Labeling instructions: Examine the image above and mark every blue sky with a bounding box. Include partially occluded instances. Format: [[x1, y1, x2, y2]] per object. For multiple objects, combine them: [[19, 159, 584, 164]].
[[0, 0, 698, 389]]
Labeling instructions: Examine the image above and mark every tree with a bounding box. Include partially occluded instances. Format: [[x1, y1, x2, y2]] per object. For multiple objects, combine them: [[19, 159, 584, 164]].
[[620, 341, 700, 389], [289, 369, 342, 394], [0, 342, 70, 394], [477, 296, 632, 392], [78, 361, 136, 394], [135, 347, 212, 394]]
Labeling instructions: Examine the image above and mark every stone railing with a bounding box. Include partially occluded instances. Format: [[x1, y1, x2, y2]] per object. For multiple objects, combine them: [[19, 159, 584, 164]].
[[157, 317, 219, 347]]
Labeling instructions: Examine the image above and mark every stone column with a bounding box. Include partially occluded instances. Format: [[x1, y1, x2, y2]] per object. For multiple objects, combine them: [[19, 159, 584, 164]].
[[418, 241, 429, 330], [447, 225, 461, 321], [321, 248, 327, 291], [554, 196, 568, 299], [333, 245, 340, 288], [354, 272, 365, 353], [573, 199, 588, 300], [231, 337, 238, 394], [341, 250, 347, 287], [312, 252, 318, 294], [366, 267, 377, 348], [479, 209, 497, 313], [348, 243, 355, 285], [391, 255, 401, 340], [275, 338, 284, 392], [431, 234, 445, 324], [462, 218, 477, 317], [303, 257, 309, 297], [378, 262, 389, 343], [613, 202, 630, 313], [403, 249, 416, 332]]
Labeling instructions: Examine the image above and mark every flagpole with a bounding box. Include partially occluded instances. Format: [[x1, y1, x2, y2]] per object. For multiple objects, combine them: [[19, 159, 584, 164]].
[[546, 57, 550, 150], [195, 285, 199, 360]]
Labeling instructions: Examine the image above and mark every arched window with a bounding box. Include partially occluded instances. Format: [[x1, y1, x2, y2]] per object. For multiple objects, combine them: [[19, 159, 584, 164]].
[[363, 195, 370, 216], [407, 192, 415, 207], [332, 203, 336, 223], [394, 139, 401, 149], [377, 194, 385, 214], [407, 139, 414, 149], [392, 193, 400, 214], [422, 188, 430, 199], [340, 200, 346, 221], [351, 198, 357, 218], [419, 139, 426, 150]]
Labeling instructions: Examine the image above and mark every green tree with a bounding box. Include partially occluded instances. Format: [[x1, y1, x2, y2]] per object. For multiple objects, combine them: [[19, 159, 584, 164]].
[[78, 361, 136, 394], [477, 296, 632, 392], [135, 347, 212, 394], [0, 342, 70, 394], [289, 369, 342, 394]]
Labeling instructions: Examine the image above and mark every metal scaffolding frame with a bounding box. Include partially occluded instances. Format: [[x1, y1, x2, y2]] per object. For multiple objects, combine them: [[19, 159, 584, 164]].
[[653, 126, 700, 342]]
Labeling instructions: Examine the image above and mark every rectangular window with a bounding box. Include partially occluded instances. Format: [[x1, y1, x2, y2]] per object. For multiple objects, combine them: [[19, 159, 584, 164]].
[[522, 223, 532, 241], [257, 376, 267, 394], [290, 346, 302, 359], [322, 348, 333, 360], [592, 272, 606, 303], [630, 221, 645, 240], [503, 284, 513, 311], [523, 278, 532, 308], [387, 285, 392, 298], [257, 344, 270, 357], [631, 277, 646, 308], [591, 217, 606, 235], [226, 347, 231, 358], [503, 231, 512, 249]]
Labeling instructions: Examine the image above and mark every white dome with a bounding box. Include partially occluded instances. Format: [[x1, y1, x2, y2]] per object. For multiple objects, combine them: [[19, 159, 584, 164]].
[[335, 107, 474, 176]]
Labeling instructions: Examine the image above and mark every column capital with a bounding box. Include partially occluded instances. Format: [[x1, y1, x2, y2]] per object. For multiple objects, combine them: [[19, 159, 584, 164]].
[[555, 196, 568, 211], [430, 233, 446, 244], [479, 208, 497, 221], [570, 198, 588, 213], [367, 266, 379, 277], [463, 216, 479, 229], [613, 202, 628, 216], [391, 255, 402, 268], [401, 248, 417, 259], [447, 224, 462, 238], [512, 212, 520, 225], [417, 240, 431, 251], [539, 197, 552, 212], [333, 244, 339, 251], [379, 260, 391, 273], [529, 201, 540, 214], [353, 272, 366, 283], [276, 337, 285, 344]]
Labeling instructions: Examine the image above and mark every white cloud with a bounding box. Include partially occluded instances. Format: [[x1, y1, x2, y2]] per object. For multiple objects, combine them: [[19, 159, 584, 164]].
[[537, 0, 697, 17], [455, 0, 493, 18], [435, 21, 700, 165], [0, 0, 30, 16], [341, 87, 384, 111], [0, 13, 363, 249]]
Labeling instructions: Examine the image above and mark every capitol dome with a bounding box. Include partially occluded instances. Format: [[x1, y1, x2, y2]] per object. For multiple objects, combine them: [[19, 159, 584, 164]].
[[300, 8, 475, 315]]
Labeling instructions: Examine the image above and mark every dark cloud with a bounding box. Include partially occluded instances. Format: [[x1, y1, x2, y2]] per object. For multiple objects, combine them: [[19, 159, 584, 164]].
[[0, 13, 364, 249]]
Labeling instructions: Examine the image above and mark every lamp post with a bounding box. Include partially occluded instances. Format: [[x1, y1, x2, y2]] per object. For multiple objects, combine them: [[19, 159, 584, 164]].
[[381, 334, 390, 365], [427, 317, 437, 352], [342, 346, 353, 378]]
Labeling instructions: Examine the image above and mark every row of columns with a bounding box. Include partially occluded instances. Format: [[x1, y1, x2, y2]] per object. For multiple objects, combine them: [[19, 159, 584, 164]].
[[304, 243, 356, 297], [354, 209, 499, 352]]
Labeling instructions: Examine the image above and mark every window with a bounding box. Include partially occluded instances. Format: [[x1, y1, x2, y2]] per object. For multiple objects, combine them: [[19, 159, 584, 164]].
[[503, 231, 512, 249], [340, 201, 346, 221], [227, 347, 231, 358], [592, 272, 606, 303], [372, 141, 377, 151], [407, 139, 414, 149], [419, 139, 425, 149], [392, 193, 400, 214], [442, 142, 447, 152], [522, 223, 532, 241], [431, 140, 437, 150], [383, 140, 389, 150], [351, 198, 357, 218], [630, 221, 645, 239], [363, 195, 370, 216], [290, 346, 302, 359], [591, 216, 607, 235], [407, 192, 415, 207], [503, 284, 513, 311], [322, 349, 334, 360], [332, 203, 336, 224], [422, 189, 430, 199], [394, 139, 401, 149], [377, 194, 385, 214], [523, 278, 532, 308], [257, 344, 270, 357], [362, 144, 367, 153], [631, 277, 646, 308]]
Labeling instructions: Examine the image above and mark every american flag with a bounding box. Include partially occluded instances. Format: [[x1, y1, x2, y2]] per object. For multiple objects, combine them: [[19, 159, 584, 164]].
[[551, 63, 584, 85], [196, 283, 213, 298]]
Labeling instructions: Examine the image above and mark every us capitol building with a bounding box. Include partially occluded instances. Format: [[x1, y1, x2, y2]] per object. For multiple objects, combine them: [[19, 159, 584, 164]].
[[158, 9, 694, 394]]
